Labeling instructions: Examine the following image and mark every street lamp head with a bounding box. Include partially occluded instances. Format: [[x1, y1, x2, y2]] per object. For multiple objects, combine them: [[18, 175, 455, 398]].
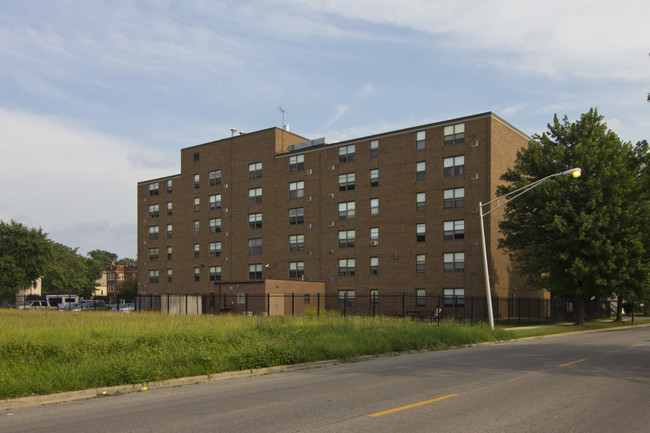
[[561, 168, 582, 178]]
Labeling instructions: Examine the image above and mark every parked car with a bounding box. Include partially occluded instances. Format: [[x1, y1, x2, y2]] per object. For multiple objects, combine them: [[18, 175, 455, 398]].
[[59, 303, 82, 311], [81, 300, 109, 311], [118, 303, 135, 313], [19, 300, 53, 310]]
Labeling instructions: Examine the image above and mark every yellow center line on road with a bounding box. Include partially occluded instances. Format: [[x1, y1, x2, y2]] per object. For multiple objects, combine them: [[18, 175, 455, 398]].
[[630, 344, 643, 348], [558, 359, 585, 368], [368, 394, 459, 418]]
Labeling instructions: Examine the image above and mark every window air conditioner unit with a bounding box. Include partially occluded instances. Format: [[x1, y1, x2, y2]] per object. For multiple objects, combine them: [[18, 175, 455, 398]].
[[224, 183, 229, 188], [370, 241, 379, 246], [328, 249, 334, 255], [328, 165, 335, 171], [306, 196, 312, 202], [471, 239, 480, 246], [470, 140, 479, 147], [328, 221, 335, 227], [306, 251, 312, 256], [306, 169, 313, 175], [470, 173, 479, 180], [328, 193, 335, 199], [306, 224, 312, 229]]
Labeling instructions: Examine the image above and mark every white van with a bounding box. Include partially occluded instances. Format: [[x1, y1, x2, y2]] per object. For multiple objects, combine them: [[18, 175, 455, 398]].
[[46, 294, 80, 310]]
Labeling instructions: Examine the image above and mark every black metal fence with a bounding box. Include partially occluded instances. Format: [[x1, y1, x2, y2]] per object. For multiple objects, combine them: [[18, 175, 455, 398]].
[[135, 293, 597, 325]]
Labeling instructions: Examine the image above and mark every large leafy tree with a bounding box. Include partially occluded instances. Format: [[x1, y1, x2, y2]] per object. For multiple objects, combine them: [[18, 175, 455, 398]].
[[497, 109, 650, 324], [0, 220, 51, 301], [42, 242, 95, 298]]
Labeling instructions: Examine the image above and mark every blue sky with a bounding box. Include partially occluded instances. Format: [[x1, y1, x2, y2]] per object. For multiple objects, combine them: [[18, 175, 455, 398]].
[[1, 0, 648, 259]]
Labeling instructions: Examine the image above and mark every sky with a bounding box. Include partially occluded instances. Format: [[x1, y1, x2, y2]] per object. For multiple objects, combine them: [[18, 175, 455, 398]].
[[1, 0, 648, 260]]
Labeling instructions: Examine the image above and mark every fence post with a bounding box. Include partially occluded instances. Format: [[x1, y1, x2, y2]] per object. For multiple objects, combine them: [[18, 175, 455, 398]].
[[343, 292, 347, 317], [292, 293, 295, 316], [317, 293, 320, 316], [495, 296, 499, 325], [245, 293, 248, 315], [470, 296, 474, 324], [401, 292, 405, 317], [267, 293, 270, 317]]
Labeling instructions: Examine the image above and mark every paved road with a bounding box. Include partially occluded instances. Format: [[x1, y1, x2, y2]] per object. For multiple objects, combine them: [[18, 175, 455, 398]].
[[2, 327, 649, 432]]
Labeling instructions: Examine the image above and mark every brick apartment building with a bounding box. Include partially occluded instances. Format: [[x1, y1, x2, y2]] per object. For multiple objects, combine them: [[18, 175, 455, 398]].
[[137, 112, 539, 312]]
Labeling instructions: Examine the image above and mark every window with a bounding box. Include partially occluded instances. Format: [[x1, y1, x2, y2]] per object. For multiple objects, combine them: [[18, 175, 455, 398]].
[[338, 230, 356, 248], [149, 204, 159, 218], [209, 266, 222, 281], [289, 180, 305, 198], [370, 169, 379, 187], [443, 188, 465, 208], [416, 161, 426, 181], [444, 123, 465, 144], [370, 198, 379, 216], [194, 197, 200, 212], [416, 130, 426, 150], [304, 294, 311, 304], [167, 202, 172, 215], [289, 154, 304, 172], [416, 223, 426, 242], [210, 218, 221, 233], [249, 213, 262, 229], [370, 289, 379, 307], [370, 227, 379, 244], [249, 187, 262, 204], [209, 242, 222, 257], [167, 246, 173, 260], [209, 170, 222, 186], [370, 139, 379, 157], [338, 201, 356, 219], [416, 254, 426, 273], [148, 248, 159, 261], [338, 144, 356, 162], [338, 173, 355, 191], [338, 290, 356, 307], [338, 258, 356, 276], [444, 288, 465, 306], [167, 269, 173, 283], [289, 207, 304, 225], [167, 180, 172, 193], [194, 244, 200, 259], [193, 221, 199, 235], [149, 270, 159, 283], [249, 162, 262, 179], [194, 152, 200, 161], [149, 183, 159, 196], [249, 238, 262, 255], [194, 174, 200, 188], [149, 226, 159, 240], [209, 194, 222, 209], [416, 192, 426, 212], [416, 289, 426, 307], [289, 234, 304, 252], [443, 155, 465, 177], [167, 224, 173, 238], [194, 267, 200, 282], [289, 261, 304, 279], [443, 252, 465, 272], [443, 220, 465, 240], [370, 257, 379, 275], [249, 264, 263, 280]]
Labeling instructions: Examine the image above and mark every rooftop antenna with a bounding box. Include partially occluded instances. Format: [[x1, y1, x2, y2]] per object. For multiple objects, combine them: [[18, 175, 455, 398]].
[[277, 106, 288, 129]]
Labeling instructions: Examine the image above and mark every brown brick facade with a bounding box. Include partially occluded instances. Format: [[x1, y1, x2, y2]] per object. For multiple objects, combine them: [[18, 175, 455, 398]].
[[137, 113, 540, 302]]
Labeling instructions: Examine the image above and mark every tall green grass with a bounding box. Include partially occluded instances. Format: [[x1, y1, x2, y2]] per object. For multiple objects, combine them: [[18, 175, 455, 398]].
[[0, 311, 508, 399]]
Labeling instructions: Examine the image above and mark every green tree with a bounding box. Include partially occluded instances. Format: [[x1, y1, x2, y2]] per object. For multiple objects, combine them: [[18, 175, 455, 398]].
[[115, 257, 136, 266], [118, 277, 138, 301], [0, 220, 51, 302], [497, 109, 650, 324], [42, 242, 95, 298]]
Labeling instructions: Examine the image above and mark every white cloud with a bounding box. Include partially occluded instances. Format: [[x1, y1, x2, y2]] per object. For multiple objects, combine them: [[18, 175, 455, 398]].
[[0, 108, 176, 258]]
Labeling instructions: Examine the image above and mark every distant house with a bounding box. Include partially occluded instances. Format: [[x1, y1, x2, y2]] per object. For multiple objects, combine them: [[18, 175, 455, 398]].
[[15, 278, 42, 302], [93, 272, 107, 297], [106, 262, 137, 297]]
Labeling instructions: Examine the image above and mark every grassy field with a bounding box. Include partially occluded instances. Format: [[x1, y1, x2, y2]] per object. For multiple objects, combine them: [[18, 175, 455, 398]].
[[0, 310, 639, 399]]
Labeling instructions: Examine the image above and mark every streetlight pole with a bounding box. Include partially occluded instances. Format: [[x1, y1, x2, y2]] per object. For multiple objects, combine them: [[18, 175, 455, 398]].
[[479, 168, 581, 329]]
